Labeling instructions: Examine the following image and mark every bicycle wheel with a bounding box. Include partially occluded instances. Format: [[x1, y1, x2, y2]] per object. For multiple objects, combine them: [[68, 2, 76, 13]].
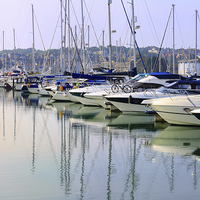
[[111, 84, 119, 93], [123, 85, 132, 93]]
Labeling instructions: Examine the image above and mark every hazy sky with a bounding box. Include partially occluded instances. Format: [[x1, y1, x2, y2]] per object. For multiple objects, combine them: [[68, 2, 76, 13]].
[[0, 0, 199, 51]]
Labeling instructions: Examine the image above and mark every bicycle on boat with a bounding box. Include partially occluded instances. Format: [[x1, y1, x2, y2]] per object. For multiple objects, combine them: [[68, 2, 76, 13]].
[[111, 83, 132, 93]]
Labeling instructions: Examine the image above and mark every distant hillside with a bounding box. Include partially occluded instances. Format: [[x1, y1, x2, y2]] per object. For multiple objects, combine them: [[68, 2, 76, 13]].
[[0, 46, 199, 74]]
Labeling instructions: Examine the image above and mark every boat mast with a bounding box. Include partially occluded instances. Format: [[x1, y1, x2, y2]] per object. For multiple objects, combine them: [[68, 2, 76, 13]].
[[195, 9, 197, 75], [13, 29, 16, 68], [102, 30, 105, 58], [60, 0, 64, 74], [75, 25, 78, 72], [88, 25, 90, 70], [63, 0, 67, 73], [172, 4, 175, 74], [131, 0, 136, 70], [81, 0, 86, 73], [102, 30, 107, 68], [67, 0, 71, 73], [189, 47, 191, 75], [116, 40, 118, 70], [2, 31, 4, 75], [129, 30, 132, 71], [121, 0, 147, 73], [88, 26, 90, 49], [32, 4, 35, 72], [108, 0, 112, 69]]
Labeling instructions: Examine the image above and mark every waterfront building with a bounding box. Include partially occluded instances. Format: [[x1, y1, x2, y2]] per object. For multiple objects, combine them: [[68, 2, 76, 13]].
[[178, 59, 200, 76]]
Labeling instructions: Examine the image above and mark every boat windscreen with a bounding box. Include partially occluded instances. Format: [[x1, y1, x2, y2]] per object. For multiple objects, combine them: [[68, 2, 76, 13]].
[[133, 82, 163, 89]]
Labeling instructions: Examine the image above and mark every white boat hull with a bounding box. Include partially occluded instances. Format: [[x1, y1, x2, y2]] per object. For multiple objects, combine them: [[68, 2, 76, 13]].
[[39, 88, 51, 96], [152, 105, 200, 125], [109, 100, 153, 113], [28, 85, 41, 94], [74, 95, 100, 106], [67, 92, 80, 103], [52, 91, 71, 101], [15, 83, 24, 91], [84, 91, 111, 108], [52, 91, 80, 103], [0, 82, 5, 87], [147, 95, 200, 126], [93, 97, 111, 109]]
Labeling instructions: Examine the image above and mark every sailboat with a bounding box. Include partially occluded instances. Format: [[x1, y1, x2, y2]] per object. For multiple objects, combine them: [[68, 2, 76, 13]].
[[5, 28, 27, 92], [0, 31, 7, 88]]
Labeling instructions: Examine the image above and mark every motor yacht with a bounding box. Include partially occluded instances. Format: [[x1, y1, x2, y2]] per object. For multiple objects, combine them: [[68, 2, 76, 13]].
[[142, 94, 200, 126], [104, 73, 193, 113], [68, 80, 111, 106]]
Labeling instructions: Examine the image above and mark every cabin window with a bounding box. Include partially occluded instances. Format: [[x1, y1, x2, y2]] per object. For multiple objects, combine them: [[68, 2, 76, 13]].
[[178, 84, 191, 89]]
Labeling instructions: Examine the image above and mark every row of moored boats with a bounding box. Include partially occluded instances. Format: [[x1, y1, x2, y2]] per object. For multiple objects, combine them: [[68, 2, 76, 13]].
[[1, 69, 200, 126]]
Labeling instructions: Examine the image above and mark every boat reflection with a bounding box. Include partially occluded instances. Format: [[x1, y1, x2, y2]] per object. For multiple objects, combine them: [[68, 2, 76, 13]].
[[68, 106, 168, 130], [51, 102, 82, 112], [70, 106, 121, 127], [72, 106, 105, 119], [150, 125, 200, 156], [147, 125, 200, 191], [20, 92, 52, 108], [108, 113, 168, 130], [51, 102, 83, 120]]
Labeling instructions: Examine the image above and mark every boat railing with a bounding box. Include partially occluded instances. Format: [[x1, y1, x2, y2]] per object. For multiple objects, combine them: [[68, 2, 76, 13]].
[[157, 88, 189, 100], [184, 90, 198, 108], [104, 88, 112, 95], [142, 89, 157, 98], [87, 82, 111, 93], [151, 90, 159, 98]]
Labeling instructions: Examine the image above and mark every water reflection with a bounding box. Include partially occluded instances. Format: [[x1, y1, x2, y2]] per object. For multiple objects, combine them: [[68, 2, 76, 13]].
[[148, 125, 200, 191], [54, 105, 168, 199], [69, 106, 168, 131], [32, 102, 36, 173], [151, 126, 200, 156], [1, 90, 200, 199], [2, 89, 5, 139]]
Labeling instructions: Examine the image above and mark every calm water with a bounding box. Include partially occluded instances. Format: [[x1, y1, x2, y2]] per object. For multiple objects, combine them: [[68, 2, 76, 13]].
[[0, 88, 200, 200]]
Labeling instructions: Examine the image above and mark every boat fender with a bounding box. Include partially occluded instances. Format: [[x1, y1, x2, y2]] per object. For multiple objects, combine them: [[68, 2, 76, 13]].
[[27, 84, 30, 88], [104, 101, 112, 106], [128, 95, 132, 104], [73, 86, 77, 89], [145, 110, 157, 115], [81, 92, 85, 97], [59, 85, 63, 91]]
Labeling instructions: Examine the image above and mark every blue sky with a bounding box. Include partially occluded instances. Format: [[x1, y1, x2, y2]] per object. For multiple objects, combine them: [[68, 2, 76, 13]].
[[0, 0, 199, 50]]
